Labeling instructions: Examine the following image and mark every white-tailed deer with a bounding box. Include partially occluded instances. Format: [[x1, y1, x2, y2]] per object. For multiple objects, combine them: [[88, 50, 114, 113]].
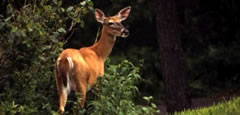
[[55, 6, 131, 114]]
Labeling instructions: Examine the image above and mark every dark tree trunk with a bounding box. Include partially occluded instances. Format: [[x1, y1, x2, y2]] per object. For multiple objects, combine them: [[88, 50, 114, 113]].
[[156, 0, 190, 113], [0, 0, 8, 17]]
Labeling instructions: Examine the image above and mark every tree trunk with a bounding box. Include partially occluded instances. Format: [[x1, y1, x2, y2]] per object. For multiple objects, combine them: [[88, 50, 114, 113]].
[[156, 0, 190, 113]]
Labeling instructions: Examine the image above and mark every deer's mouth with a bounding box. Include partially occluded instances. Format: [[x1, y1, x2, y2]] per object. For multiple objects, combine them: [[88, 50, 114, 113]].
[[120, 28, 129, 38]]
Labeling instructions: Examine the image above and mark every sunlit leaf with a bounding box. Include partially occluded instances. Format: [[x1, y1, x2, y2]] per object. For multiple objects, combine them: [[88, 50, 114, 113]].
[[66, 6, 74, 12], [80, 1, 87, 6]]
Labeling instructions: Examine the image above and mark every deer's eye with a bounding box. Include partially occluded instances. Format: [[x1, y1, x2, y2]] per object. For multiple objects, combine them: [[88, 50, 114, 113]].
[[108, 22, 114, 25]]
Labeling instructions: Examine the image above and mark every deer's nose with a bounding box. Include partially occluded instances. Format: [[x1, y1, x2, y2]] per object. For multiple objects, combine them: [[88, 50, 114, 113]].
[[121, 28, 129, 37]]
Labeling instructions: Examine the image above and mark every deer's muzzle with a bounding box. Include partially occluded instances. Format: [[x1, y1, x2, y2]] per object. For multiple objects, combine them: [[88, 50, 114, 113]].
[[121, 28, 129, 38]]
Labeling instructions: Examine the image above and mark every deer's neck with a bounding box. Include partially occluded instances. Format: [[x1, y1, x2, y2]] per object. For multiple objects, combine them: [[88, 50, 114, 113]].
[[91, 26, 116, 61]]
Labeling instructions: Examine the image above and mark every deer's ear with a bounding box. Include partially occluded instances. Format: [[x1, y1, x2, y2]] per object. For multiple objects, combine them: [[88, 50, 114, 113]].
[[117, 6, 131, 21], [95, 9, 105, 23]]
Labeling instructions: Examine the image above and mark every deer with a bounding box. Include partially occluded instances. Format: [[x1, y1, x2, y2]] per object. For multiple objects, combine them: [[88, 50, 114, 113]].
[[55, 6, 131, 114]]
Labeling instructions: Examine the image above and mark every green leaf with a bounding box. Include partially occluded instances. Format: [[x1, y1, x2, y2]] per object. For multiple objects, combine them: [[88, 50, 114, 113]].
[[4, 16, 11, 22], [80, 1, 87, 6], [57, 28, 66, 33], [43, 5, 52, 11], [52, 0, 57, 5], [151, 103, 157, 108], [27, 23, 33, 32], [39, 56, 46, 61], [143, 96, 153, 102], [0, 22, 6, 30], [87, 1, 94, 7], [58, 1, 62, 7], [66, 6, 74, 12], [81, 8, 88, 15]]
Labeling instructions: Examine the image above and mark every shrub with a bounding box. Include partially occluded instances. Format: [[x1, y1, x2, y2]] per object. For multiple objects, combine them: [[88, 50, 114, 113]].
[[0, 0, 92, 114], [57, 59, 160, 115], [174, 97, 240, 115], [0, 1, 159, 114], [85, 59, 160, 115]]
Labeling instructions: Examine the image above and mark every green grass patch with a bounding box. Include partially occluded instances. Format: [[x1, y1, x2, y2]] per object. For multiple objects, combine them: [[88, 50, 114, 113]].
[[174, 97, 240, 115]]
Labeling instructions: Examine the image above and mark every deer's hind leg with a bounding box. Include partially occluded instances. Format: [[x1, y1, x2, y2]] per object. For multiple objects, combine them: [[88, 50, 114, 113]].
[[76, 82, 87, 108]]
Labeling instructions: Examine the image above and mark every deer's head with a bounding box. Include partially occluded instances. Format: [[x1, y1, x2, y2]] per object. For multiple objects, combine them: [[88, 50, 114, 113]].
[[95, 6, 131, 38]]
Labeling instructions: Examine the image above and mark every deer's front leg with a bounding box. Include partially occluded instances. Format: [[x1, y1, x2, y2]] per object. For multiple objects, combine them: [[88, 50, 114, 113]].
[[87, 75, 98, 92]]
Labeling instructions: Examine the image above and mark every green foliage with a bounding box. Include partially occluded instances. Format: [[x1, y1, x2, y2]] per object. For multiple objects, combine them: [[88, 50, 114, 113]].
[[55, 59, 159, 114], [85, 59, 160, 115], [0, 101, 37, 115], [0, 1, 158, 114], [0, 0, 92, 114], [174, 97, 240, 115]]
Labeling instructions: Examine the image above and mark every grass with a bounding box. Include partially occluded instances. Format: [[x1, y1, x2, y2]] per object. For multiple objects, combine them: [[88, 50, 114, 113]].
[[174, 97, 240, 115]]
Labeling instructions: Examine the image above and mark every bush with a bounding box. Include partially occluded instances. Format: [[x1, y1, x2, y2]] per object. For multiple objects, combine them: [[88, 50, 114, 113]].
[[174, 97, 240, 115], [0, 0, 92, 114], [68, 59, 160, 115], [0, 1, 159, 114]]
